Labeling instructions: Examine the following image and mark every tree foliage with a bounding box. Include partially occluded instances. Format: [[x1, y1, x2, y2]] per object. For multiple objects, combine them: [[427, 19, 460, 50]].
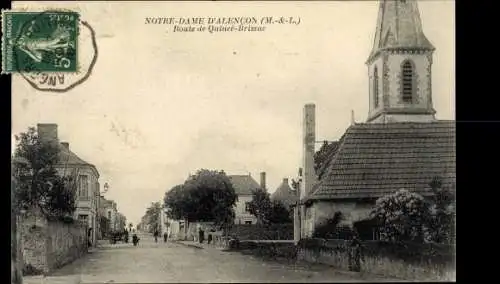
[[313, 211, 344, 239], [314, 141, 337, 179], [248, 187, 272, 224], [371, 177, 456, 244], [164, 169, 238, 229], [248, 188, 293, 225], [268, 200, 293, 224], [371, 189, 429, 243], [425, 177, 456, 244], [12, 127, 77, 217], [141, 202, 162, 233]]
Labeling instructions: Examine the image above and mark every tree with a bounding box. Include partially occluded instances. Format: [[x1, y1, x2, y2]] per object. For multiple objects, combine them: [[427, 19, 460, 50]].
[[248, 189, 293, 225], [313, 211, 344, 239], [424, 177, 456, 244], [142, 202, 162, 233], [12, 127, 77, 217], [371, 189, 429, 243], [248, 187, 272, 225], [267, 200, 293, 224], [164, 169, 238, 232], [164, 184, 186, 220]]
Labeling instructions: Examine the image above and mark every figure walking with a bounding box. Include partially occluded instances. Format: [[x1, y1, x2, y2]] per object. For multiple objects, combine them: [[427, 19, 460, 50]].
[[163, 231, 168, 243], [198, 227, 205, 244], [348, 232, 364, 272], [154, 229, 159, 243]]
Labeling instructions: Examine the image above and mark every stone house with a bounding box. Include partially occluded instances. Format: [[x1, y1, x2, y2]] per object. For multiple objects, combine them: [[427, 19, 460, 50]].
[[296, 0, 456, 239], [99, 197, 118, 232], [37, 123, 101, 247], [229, 172, 266, 225]]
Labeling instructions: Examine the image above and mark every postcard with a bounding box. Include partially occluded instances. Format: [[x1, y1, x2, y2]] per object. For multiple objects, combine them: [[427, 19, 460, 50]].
[[8, 1, 455, 283]]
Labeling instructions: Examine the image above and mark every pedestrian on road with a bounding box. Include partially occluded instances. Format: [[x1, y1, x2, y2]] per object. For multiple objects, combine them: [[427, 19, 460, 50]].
[[88, 228, 93, 248], [163, 231, 168, 243], [198, 227, 204, 244], [348, 232, 364, 272], [154, 229, 159, 243]]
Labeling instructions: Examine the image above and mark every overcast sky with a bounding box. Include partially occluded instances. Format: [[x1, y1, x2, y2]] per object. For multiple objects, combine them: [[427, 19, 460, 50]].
[[12, 1, 455, 225]]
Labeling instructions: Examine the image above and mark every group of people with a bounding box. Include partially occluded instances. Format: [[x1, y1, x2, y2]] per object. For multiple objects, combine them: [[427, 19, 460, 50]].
[[153, 229, 169, 243]]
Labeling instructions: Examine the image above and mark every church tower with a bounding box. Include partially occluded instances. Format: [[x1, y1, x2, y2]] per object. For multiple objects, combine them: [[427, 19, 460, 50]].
[[366, 0, 436, 123]]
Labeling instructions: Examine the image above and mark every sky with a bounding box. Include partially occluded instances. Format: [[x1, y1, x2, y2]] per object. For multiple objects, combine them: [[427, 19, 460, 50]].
[[12, 1, 455, 226]]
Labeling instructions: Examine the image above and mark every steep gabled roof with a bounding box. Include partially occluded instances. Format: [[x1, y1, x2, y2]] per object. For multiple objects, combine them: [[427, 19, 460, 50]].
[[308, 121, 455, 201], [367, 0, 434, 63], [57, 144, 99, 178], [228, 175, 261, 196], [271, 179, 298, 208]]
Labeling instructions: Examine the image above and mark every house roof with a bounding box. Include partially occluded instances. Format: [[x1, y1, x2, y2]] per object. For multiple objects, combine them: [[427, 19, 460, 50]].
[[307, 121, 456, 201], [57, 144, 99, 178], [271, 179, 298, 207], [228, 175, 261, 196]]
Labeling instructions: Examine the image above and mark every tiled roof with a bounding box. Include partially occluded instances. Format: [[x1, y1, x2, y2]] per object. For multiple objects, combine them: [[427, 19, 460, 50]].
[[57, 144, 99, 177], [228, 175, 261, 196], [58, 145, 90, 165], [271, 180, 298, 208], [308, 121, 456, 201]]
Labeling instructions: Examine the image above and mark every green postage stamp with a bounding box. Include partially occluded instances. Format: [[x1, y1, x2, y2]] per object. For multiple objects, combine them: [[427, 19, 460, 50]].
[[1, 10, 79, 74]]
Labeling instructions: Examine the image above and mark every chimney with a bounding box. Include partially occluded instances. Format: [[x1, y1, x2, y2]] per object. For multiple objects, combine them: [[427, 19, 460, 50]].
[[37, 123, 58, 143], [60, 142, 69, 150], [301, 104, 317, 199], [260, 172, 266, 191]]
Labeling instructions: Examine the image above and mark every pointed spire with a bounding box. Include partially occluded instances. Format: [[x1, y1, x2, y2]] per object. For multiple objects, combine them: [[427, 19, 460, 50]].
[[367, 0, 434, 63]]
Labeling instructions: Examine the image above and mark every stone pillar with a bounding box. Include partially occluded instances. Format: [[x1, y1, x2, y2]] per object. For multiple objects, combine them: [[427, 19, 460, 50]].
[[293, 202, 301, 244]]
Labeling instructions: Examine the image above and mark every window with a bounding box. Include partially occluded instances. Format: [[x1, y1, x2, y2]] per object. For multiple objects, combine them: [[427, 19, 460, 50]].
[[78, 214, 88, 223], [78, 175, 89, 197], [244, 202, 251, 212], [401, 60, 414, 103], [373, 66, 379, 108], [108, 211, 111, 220]]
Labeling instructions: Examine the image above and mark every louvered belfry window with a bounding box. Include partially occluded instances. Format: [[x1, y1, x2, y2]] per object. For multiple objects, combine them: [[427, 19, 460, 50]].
[[373, 66, 379, 107], [401, 60, 414, 103]]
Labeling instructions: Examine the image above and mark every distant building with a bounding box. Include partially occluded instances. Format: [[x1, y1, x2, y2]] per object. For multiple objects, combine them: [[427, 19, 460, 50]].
[[297, 0, 456, 240], [271, 178, 298, 210], [101, 198, 118, 231], [37, 123, 101, 247], [228, 172, 266, 225]]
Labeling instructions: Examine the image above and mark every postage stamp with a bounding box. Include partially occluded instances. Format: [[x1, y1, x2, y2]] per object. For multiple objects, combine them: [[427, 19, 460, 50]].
[[1, 10, 79, 74]]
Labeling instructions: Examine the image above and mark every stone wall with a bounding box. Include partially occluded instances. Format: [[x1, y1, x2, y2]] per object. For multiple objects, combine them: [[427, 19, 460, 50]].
[[296, 239, 456, 281], [19, 212, 88, 275]]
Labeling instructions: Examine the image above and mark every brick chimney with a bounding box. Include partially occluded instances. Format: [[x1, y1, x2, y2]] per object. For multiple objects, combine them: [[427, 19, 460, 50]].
[[60, 142, 69, 150], [260, 172, 266, 191], [37, 123, 58, 143], [301, 104, 317, 199]]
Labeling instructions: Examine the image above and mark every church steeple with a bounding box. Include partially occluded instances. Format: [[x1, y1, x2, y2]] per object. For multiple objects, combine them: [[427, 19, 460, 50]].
[[366, 0, 437, 123]]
